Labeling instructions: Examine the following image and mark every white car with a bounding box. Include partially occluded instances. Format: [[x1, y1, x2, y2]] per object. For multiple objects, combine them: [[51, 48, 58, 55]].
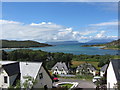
[[92, 76, 101, 83]]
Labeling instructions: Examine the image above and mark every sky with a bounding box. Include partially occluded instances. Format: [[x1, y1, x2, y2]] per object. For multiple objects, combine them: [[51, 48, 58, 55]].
[[1, 2, 118, 42]]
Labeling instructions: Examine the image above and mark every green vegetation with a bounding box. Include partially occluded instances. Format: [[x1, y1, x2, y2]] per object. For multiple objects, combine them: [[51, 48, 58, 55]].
[[1, 40, 52, 48], [8, 76, 37, 89], [58, 83, 73, 88], [82, 39, 120, 50], [75, 75, 93, 80], [1, 49, 73, 69], [72, 54, 113, 67], [1, 49, 120, 70]]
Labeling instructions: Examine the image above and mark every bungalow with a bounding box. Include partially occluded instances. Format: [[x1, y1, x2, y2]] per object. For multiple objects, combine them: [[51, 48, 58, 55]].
[[100, 64, 108, 77], [107, 59, 120, 89], [51, 62, 69, 75], [76, 63, 96, 76], [0, 61, 53, 89]]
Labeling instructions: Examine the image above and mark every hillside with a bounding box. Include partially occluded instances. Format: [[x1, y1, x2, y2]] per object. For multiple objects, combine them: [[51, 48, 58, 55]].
[[46, 41, 79, 45], [0, 40, 52, 48], [86, 39, 114, 43], [82, 39, 120, 50]]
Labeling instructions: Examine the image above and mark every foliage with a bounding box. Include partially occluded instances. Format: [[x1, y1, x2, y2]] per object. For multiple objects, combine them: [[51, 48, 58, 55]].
[[1, 49, 119, 70], [75, 75, 93, 80], [72, 54, 113, 67], [8, 76, 36, 89], [22, 76, 37, 89], [82, 39, 120, 50], [114, 82, 120, 90], [1, 40, 52, 48], [58, 84, 73, 88], [2, 49, 73, 69]]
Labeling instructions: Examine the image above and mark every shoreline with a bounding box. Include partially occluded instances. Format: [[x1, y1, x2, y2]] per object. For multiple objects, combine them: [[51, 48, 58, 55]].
[[0, 45, 54, 50], [82, 45, 120, 50]]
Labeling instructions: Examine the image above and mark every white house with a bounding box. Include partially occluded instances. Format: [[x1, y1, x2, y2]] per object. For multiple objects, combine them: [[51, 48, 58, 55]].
[[0, 61, 53, 89], [51, 62, 69, 75], [100, 64, 108, 77], [107, 59, 120, 89], [76, 63, 96, 76]]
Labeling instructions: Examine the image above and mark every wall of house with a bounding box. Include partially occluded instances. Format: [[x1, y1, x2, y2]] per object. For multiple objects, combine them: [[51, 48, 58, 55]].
[[9, 74, 18, 86], [76, 69, 96, 76], [52, 67, 68, 75], [100, 71, 105, 77], [89, 70, 96, 76], [33, 66, 53, 88], [107, 62, 117, 88], [0, 68, 9, 88]]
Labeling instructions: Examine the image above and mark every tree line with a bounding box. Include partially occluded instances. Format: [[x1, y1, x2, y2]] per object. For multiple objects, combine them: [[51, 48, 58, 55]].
[[1, 49, 117, 69]]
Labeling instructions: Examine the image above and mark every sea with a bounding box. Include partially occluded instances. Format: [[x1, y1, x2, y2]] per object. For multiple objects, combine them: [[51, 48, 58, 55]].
[[2, 43, 119, 55]]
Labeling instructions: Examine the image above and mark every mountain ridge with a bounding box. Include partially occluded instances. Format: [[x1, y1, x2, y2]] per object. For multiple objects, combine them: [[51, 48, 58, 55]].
[[0, 40, 52, 48]]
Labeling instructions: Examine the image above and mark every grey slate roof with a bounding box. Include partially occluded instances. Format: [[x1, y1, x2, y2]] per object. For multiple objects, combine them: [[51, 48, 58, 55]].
[[52, 62, 68, 71], [100, 64, 108, 72], [76, 63, 96, 71], [2, 62, 20, 76], [111, 59, 120, 81]]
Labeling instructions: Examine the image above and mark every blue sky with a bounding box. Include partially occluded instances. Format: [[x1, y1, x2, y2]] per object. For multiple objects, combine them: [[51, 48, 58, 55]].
[[1, 2, 118, 42]]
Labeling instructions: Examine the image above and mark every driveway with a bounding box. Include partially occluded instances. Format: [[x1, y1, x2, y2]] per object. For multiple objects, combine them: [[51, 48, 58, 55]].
[[53, 78, 96, 89]]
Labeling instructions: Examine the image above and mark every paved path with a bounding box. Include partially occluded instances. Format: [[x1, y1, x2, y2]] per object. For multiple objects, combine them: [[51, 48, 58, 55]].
[[53, 78, 96, 89]]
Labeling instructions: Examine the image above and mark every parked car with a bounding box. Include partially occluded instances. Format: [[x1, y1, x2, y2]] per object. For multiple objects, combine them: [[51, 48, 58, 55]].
[[92, 76, 101, 83], [53, 77, 59, 82]]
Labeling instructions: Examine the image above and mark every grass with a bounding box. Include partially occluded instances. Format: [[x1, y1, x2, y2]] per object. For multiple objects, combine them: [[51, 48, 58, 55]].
[[75, 75, 93, 81], [113, 55, 120, 59], [71, 60, 99, 69], [58, 83, 73, 88]]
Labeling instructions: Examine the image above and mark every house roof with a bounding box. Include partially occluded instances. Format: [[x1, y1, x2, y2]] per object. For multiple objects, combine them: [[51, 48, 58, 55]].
[[0, 61, 52, 84], [2, 62, 20, 76], [52, 62, 68, 71], [100, 64, 108, 72], [19, 62, 42, 83], [0, 61, 17, 65], [111, 59, 120, 81], [76, 63, 96, 71]]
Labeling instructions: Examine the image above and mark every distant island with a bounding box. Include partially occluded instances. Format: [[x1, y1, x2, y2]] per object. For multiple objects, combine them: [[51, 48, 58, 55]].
[[82, 39, 120, 50], [46, 41, 80, 45], [0, 40, 52, 48]]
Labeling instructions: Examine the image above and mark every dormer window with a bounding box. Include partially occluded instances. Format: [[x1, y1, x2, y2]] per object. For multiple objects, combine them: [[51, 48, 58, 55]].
[[39, 73, 43, 79], [4, 76, 8, 83]]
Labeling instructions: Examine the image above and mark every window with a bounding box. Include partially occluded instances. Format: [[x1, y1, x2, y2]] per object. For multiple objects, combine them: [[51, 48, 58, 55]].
[[39, 73, 43, 79], [4, 76, 7, 83]]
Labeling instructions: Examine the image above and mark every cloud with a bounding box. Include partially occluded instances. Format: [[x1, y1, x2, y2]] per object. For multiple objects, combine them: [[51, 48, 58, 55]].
[[90, 21, 118, 26], [0, 20, 118, 42], [0, 20, 21, 24]]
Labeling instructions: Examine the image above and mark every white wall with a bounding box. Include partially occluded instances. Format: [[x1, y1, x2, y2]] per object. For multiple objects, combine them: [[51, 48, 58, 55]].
[[107, 62, 117, 89], [100, 71, 105, 77], [0, 68, 9, 88], [89, 70, 96, 76], [33, 66, 53, 88], [52, 67, 68, 75]]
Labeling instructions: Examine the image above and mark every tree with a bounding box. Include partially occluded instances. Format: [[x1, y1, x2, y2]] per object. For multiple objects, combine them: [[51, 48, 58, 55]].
[[114, 82, 120, 90], [22, 76, 37, 89]]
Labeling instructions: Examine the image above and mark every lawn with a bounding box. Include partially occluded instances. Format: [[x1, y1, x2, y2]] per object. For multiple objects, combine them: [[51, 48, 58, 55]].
[[58, 83, 73, 88], [113, 55, 120, 59], [71, 60, 99, 69]]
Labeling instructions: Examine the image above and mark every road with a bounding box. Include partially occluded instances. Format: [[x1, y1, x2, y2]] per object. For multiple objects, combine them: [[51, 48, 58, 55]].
[[53, 78, 96, 89]]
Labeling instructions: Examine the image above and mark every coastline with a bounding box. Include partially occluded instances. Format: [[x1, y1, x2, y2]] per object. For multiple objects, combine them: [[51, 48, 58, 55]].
[[0, 45, 54, 50], [82, 45, 120, 50]]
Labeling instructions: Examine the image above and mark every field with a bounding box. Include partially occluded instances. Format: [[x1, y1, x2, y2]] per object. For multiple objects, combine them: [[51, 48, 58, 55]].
[[71, 61, 99, 69]]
